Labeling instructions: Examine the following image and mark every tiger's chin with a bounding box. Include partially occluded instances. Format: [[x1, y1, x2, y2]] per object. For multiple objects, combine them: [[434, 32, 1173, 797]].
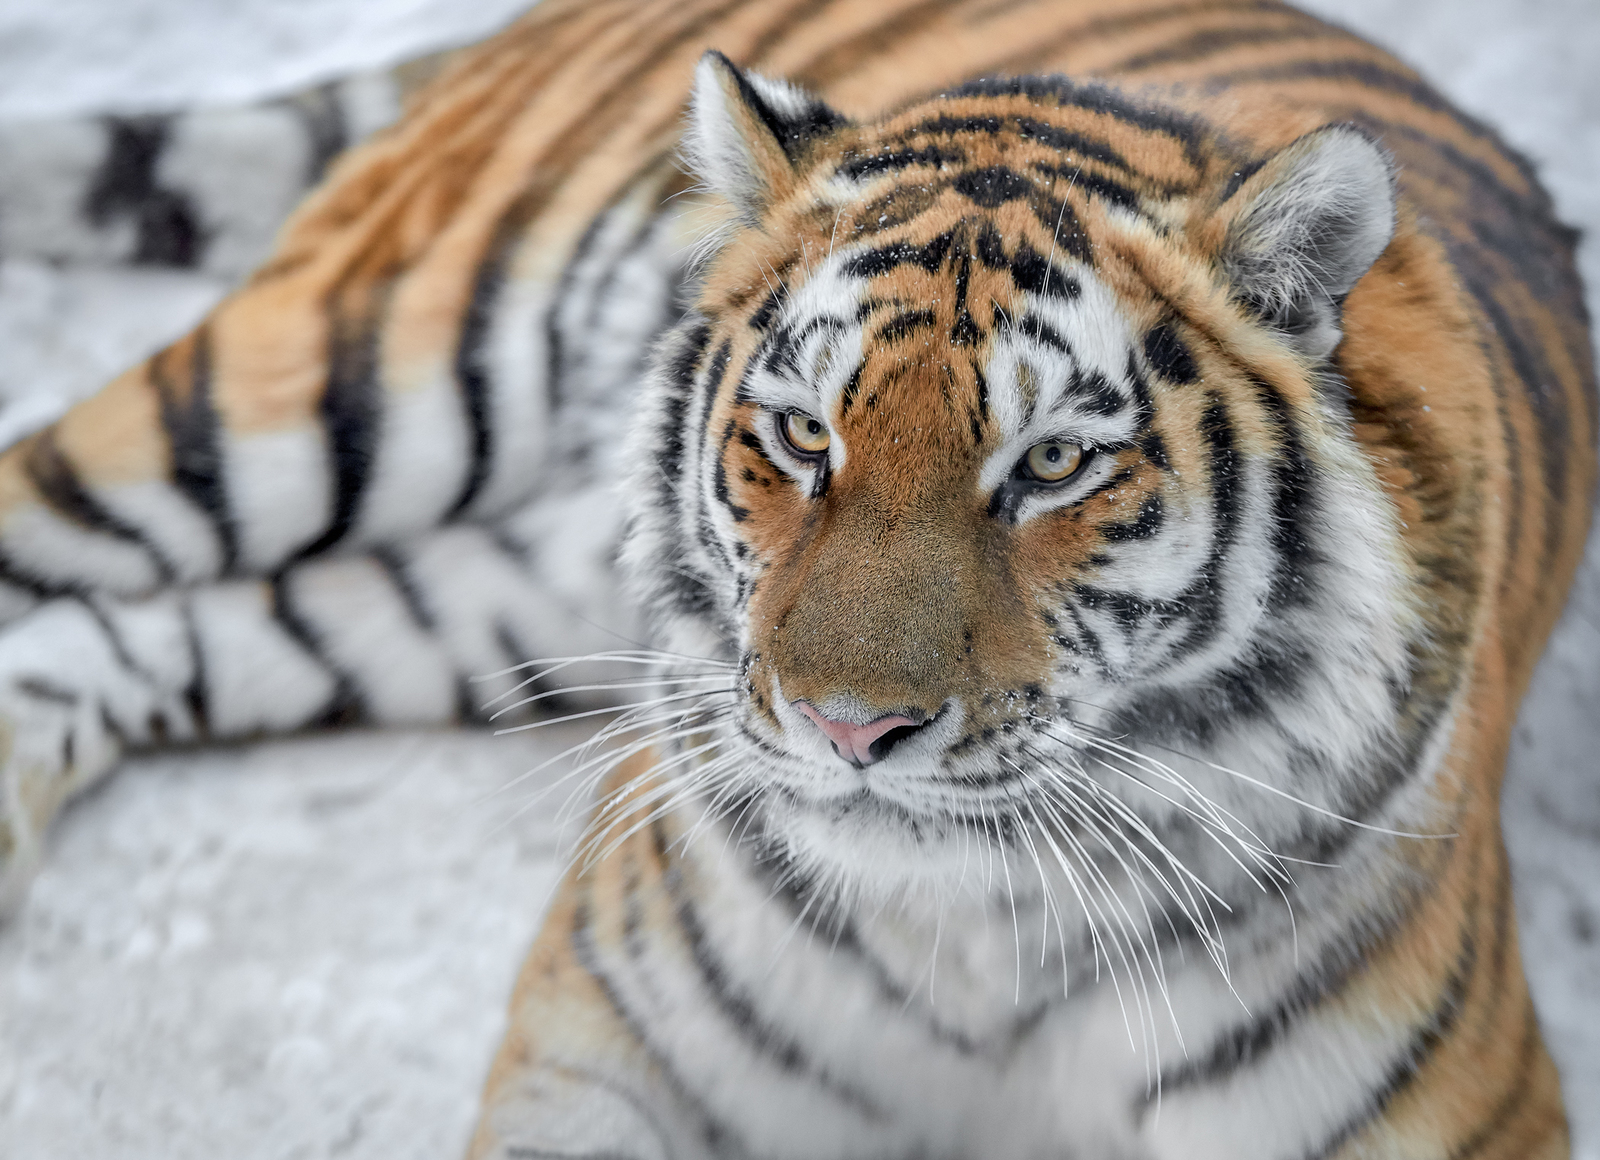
[[741, 774, 1067, 912]]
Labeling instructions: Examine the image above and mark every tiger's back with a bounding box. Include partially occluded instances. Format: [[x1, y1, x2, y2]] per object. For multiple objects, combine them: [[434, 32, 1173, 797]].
[[42, 0, 1591, 669]]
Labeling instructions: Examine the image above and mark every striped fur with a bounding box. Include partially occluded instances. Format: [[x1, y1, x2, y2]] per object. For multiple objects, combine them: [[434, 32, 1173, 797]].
[[0, 2, 1594, 1158]]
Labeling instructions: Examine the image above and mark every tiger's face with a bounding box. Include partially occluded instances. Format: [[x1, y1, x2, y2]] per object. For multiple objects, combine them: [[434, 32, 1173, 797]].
[[627, 56, 1426, 911]]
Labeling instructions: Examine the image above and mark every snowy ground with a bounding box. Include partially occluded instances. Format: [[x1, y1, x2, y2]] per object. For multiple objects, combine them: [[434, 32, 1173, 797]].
[[0, 2, 1596, 1158]]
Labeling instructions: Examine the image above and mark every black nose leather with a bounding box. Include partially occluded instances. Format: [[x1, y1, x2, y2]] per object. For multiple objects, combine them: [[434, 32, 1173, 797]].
[[868, 719, 929, 762]]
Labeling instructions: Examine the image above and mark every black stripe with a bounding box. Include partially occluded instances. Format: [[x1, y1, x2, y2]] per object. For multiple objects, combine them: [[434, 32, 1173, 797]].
[[1462, 278, 1570, 571], [843, 230, 954, 278], [711, 423, 751, 523], [1012, 117, 1133, 173], [371, 546, 435, 631], [891, 113, 1005, 141], [1155, 392, 1241, 664], [84, 115, 204, 267], [1112, 21, 1339, 74], [1143, 321, 1198, 384], [1303, 890, 1480, 1160], [1031, 162, 1144, 215], [940, 75, 1211, 168], [23, 429, 173, 582], [268, 573, 362, 727], [282, 82, 349, 185], [653, 318, 711, 497], [1207, 58, 1495, 148], [1162, 921, 1380, 1091], [151, 326, 237, 571], [877, 309, 937, 344], [82, 600, 156, 687], [655, 824, 884, 1117], [1447, 1001, 1540, 1159], [567, 893, 741, 1157], [951, 164, 1035, 208], [179, 597, 211, 735], [1010, 238, 1083, 296], [1251, 377, 1320, 611], [448, 236, 508, 518], [295, 290, 386, 558], [1102, 494, 1164, 542], [1016, 313, 1069, 353], [838, 143, 964, 180]]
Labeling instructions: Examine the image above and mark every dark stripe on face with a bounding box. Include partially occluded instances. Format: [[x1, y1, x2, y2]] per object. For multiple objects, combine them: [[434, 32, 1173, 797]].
[[1017, 313, 1070, 352], [1010, 239, 1082, 296], [695, 339, 734, 449], [939, 75, 1210, 168], [712, 422, 752, 523], [951, 165, 1035, 208], [1251, 378, 1319, 611], [1011, 117, 1133, 173], [749, 288, 784, 332], [1143, 321, 1198, 384], [843, 230, 954, 277], [1030, 162, 1144, 215], [877, 309, 937, 343], [23, 429, 174, 581], [1163, 393, 1241, 661], [654, 318, 711, 505], [838, 364, 864, 417], [1102, 494, 1164, 542], [1076, 369, 1124, 417], [151, 326, 237, 572], [839, 143, 965, 180]]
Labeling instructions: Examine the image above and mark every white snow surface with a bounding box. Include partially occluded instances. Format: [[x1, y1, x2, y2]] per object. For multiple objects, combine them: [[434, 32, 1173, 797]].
[[0, 2, 1596, 1157]]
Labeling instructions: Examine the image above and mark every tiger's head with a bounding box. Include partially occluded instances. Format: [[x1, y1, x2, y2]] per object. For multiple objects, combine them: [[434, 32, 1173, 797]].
[[624, 53, 1439, 916]]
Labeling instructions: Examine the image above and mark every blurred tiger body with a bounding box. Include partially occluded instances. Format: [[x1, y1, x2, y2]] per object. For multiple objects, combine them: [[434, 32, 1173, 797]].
[[0, 1, 1591, 1158]]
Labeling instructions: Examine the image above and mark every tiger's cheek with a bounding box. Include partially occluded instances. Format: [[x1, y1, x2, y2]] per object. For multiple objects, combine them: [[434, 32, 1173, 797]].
[[713, 405, 818, 561]]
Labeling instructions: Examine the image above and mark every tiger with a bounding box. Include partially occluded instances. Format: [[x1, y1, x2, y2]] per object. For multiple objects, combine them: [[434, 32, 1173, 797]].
[[0, 0, 1593, 1157]]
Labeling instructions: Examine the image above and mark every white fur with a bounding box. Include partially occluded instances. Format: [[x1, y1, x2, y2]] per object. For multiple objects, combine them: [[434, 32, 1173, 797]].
[[225, 425, 333, 569]]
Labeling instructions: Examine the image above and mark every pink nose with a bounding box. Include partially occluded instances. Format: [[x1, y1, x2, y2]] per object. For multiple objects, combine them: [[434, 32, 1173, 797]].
[[793, 701, 921, 766]]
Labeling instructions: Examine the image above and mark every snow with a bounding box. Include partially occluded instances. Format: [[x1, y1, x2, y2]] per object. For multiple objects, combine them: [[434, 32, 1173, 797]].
[[0, 2, 1596, 1157]]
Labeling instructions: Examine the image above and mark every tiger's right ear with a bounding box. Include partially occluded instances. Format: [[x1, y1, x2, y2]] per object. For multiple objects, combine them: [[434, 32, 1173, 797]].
[[685, 51, 849, 224]]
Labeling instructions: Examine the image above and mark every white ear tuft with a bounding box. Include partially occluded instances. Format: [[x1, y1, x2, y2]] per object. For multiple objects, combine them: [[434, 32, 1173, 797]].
[[1223, 126, 1397, 362], [684, 51, 847, 223]]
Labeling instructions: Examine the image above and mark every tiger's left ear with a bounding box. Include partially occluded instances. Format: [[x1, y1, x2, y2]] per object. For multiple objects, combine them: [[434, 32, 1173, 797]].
[[685, 51, 850, 224], [1220, 126, 1397, 363]]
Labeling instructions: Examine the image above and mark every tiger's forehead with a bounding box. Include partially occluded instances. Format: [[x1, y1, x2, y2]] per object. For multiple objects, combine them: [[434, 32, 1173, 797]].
[[733, 206, 1149, 469], [708, 92, 1221, 475]]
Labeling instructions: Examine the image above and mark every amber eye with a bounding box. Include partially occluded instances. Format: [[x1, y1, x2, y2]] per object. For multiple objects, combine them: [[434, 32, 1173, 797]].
[[1024, 441, 1086, 482], [781, 412, 831, 456]]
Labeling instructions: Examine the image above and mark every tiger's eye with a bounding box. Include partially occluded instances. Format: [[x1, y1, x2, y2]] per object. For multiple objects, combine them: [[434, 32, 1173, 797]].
[[783, 412, 831, 455], [1025, 441, 1085, 482]]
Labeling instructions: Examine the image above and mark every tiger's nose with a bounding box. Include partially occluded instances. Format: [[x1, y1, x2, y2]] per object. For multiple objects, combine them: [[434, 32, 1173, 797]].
[[793, 701, 928, 767]]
